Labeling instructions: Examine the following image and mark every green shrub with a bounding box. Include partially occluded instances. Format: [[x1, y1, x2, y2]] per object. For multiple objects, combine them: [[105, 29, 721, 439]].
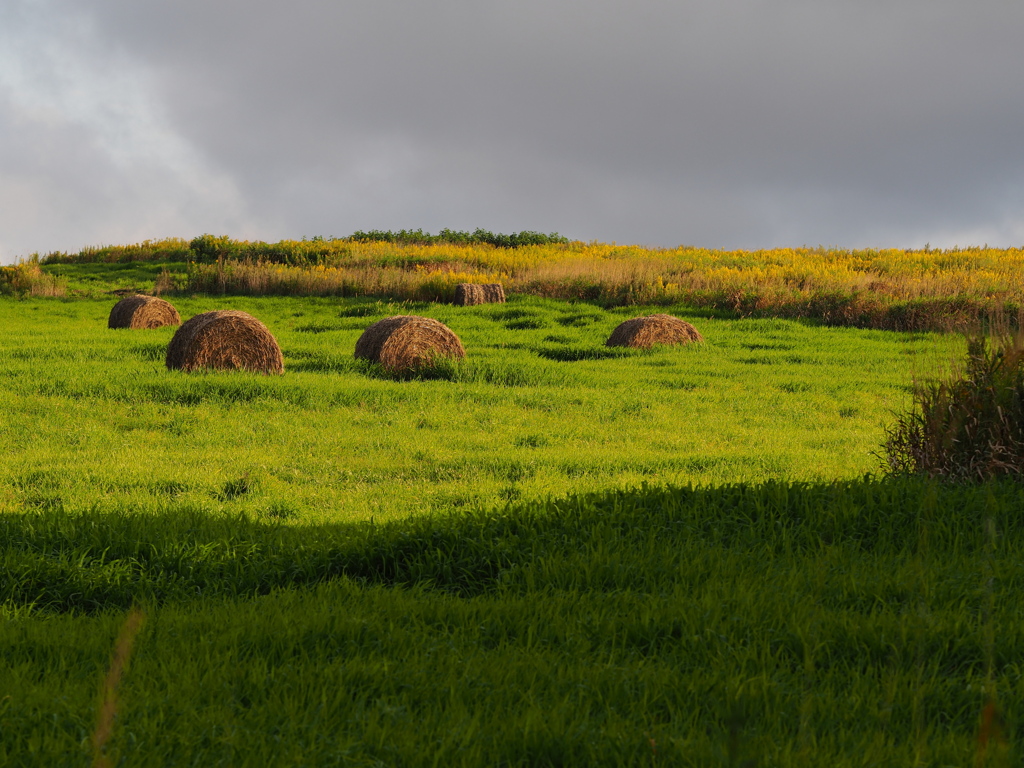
[[0, 258, 66, 297], [882, 334, 1024, 481]]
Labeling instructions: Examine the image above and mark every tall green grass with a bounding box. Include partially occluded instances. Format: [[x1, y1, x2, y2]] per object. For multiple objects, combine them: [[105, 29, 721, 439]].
[[2, 478, 1021, 765], [39, 230, 570, 266]]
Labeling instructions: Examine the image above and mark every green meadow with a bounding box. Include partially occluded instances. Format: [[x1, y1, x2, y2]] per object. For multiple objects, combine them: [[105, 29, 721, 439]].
[[0, 296, 957, 523], [2, 285, 1019, 766]]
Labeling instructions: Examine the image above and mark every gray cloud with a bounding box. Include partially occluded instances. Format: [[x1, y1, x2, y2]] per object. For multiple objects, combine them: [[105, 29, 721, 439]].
[[3, 0, 1024, 263]]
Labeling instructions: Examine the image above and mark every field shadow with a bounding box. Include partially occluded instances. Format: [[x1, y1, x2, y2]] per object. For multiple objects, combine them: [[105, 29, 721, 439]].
[[4, 475, 1021, 615]]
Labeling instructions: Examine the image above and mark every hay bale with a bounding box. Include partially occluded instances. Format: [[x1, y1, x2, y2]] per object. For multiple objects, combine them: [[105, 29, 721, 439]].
[[454, 283, 505, 306], [482, 284, 506, 303], [454, 284, 484, 306], [165, 310, 283, 374], [606, 314, 703, 349], [355, 315, 465, 372], [108, 295, 181, 329]]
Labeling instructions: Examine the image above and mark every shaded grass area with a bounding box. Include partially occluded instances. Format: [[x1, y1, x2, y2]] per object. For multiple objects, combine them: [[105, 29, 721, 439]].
[[3, 477, 1023, 765], [40, 261, 187, 296], [2, 476, 1020, 610]]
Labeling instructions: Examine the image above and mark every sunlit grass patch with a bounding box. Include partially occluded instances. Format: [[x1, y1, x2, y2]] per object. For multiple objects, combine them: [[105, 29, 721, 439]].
[[2, 283, 1016, 765], [0, 296, 960, 523]]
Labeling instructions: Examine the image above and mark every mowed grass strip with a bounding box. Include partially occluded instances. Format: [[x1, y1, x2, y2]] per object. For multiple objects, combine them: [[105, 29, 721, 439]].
[[2, 477, 1022, 765], [0, 296, 959, 523]]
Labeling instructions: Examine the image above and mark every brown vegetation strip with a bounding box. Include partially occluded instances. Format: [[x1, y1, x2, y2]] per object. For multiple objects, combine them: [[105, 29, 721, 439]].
[[40, 238, 1024, 332]]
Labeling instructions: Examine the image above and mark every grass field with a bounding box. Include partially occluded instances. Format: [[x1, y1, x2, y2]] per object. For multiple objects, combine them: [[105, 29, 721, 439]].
[[0, 295, 957, 522], [1, 266, 1018, 766], [4, 479, 1022, 765]]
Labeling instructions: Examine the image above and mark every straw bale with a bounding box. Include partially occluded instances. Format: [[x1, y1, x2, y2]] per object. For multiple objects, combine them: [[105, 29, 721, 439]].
[[606, 314, 704, 349], [454, 283, 505, 306], [454, 283, 484, 306], [355, 315, 465, 372], [165, 310, 284, 374], [482, 284, 506, 303], [108, 295, 181, 329]]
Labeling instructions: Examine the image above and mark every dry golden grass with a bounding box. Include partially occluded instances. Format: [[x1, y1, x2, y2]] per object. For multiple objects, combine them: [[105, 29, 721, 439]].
[[170, 242, 1024, 331], [1, 260, 66, 297], [38, 236, 1024, 330]]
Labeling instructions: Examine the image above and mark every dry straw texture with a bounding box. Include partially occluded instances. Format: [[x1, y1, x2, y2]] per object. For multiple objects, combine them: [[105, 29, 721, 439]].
[[165, 310, 284, 374], [483, 284, 506, 303], [355, 315, 465, 372], [606, 314, 704, 349], [454, 283, 506, 306], [107, 295, 181, 329]]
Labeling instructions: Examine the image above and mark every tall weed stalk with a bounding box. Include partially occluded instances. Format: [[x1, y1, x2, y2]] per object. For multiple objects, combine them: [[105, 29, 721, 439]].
[[91, 605, 146, 768]]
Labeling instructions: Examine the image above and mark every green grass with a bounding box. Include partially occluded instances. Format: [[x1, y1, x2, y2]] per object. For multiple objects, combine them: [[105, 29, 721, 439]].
[[41, 262, 188, 296], [0, 295, 959, 524], [3, 478, 1022, 765], [4, 292, 1009, 766]]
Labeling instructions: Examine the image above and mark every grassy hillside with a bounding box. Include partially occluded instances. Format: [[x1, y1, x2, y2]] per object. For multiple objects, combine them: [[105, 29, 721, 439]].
[[2, 264, 1016, 765], [0, 295, 957, 523]]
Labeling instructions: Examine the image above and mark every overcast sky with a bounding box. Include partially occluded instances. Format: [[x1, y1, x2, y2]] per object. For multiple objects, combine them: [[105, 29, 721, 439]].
[[2, 0, 1023, 264]]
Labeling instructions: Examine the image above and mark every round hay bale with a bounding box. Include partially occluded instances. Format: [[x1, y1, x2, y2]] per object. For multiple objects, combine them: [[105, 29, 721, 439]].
[[355, 315, 465, 372], [165, 310, 283, 374], [605, 314, 703, 349], [108, 295, 181, 329]]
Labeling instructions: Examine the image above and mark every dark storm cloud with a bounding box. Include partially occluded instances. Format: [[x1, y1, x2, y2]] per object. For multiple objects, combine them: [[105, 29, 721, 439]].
[[0, 0, 254, 261], [3, 0, 1024, 261]]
